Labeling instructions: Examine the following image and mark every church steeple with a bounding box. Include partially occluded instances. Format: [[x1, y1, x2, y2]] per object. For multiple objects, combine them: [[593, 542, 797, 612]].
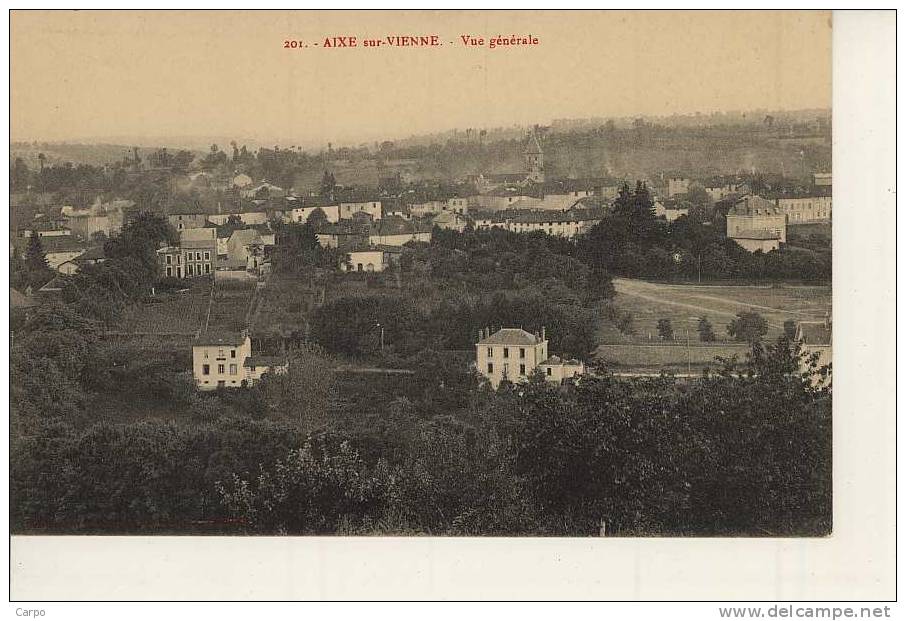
[[524, 128, 544, 183]]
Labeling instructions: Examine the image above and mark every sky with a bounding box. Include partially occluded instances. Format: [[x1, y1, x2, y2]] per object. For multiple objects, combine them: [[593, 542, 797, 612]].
[[11, 10, 832, 147]]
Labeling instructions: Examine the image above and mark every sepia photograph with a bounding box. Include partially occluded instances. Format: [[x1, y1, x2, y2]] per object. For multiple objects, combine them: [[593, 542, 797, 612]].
[[5, 7, 896, 605]]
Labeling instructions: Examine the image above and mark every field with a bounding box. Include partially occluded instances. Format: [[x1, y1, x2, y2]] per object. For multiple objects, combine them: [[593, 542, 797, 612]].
[[597, 278, 832, 372], [115, 280, 210, 335], [113, 278, 256, 337]]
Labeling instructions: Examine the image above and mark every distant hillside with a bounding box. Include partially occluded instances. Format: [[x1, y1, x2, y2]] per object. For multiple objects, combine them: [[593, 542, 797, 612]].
[[9, 143, 204, 168]]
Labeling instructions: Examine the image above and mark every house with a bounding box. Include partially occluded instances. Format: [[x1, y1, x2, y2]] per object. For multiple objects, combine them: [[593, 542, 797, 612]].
[[168, 205, 210, 231], [474, 188, 534, 211], [795, 318, 832, 383], [341, 246, 402, 273], [225, 228, 265, 271], [654, 199, 691, 222], [316, 221, 368, 249], [410, 200, 447, 217], [507, 195, 586, 212], [471, 207, 603, 239], [41, 236, 89, 271], [159, 228, 217, 278], [772, 192, 833, 224], [19, 220, 73, 239], [368, 217, 432, 246], [57, 246, 107, 275], [666, 176, 691, 197], [432, 211, 469, 232], [292, 203, 341, 224], [703, 178, 750, 202], [339, 200, 382, 221], [64, 199, 131, 237], [445, 196, 469, 215], [726, 195, 786, 252], [505, 208, 603, 238], [192, 332, 287, 390], [538, 356, 586, 385], [475, 327, 550, 389]]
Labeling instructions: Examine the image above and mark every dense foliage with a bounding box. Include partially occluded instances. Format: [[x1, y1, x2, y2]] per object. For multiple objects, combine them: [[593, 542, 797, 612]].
[[11, 335, 831, 536]]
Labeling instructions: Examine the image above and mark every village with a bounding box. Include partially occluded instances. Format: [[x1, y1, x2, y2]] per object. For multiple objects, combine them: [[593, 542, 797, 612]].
[[10, 113, 834, 539], [11, 123, 833, 394]]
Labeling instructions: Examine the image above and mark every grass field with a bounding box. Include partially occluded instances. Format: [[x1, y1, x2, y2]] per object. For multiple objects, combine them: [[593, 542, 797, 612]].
[[596, 278, 832, 372], [115, 281, 210, 335], [113, 278, 256, 337]]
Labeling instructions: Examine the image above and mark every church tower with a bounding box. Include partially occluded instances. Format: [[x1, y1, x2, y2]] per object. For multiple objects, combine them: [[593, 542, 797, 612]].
[[524, 129, 544, 183]]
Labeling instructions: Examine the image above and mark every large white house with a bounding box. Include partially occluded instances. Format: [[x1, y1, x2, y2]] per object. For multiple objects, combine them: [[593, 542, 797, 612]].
[[725, 195, 787, 253], [192, 332, 287, 390], [475, 327, 586, 388]]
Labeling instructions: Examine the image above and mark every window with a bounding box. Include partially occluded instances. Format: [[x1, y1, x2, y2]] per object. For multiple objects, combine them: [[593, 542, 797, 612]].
[[519, 348, 525, 359], [546, 368, 552, 376], [503, 347, 509, 358], [487, 363, 494, 374], [204, 264, 210, 274], [218, 364, 225, 374], [487, 347, 493, 357], [166, 266, 172, 277], [519, 364, 526, 375], [195, 252, 202, 261], [166, 255, 172, 265], [177, 255, 181, 265], [230, 350, 236, 358], [202, 364, 210, 375], [218, 349, 224, 358], [204, 251, 210, 260], [229, 364, 238, 375], [186, 265, 194, 276]]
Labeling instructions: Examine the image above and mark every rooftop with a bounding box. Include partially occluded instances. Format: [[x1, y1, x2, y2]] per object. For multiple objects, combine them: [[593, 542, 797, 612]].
[[194, 331, 248, 347], [796, 321, 832, 346], [243, 355, 287, 368], [728, 194, 783, 216], [477, 328, 545, 346]]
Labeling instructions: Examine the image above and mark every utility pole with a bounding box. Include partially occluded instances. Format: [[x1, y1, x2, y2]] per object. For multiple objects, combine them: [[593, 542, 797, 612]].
[[686, 325, 693, 376]]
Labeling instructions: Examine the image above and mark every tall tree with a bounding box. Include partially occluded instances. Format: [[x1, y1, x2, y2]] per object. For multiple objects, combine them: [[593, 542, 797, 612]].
[[24, 231, 49, 273], [697, 317, 716, 342], [727, 311, 769, 344]]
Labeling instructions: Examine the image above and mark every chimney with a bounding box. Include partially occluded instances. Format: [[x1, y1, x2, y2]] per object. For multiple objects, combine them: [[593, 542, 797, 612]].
[[478, 330, 483, 343], [542, 326, 546, 341]]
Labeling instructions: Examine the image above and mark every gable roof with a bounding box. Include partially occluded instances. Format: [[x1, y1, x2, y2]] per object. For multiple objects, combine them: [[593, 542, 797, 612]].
[[729, 194, 783, 216], [244, 355, 287, 368], [478, 328, 544, 346], [796, 321, 832, 346], [194, 331, 247, 347]]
